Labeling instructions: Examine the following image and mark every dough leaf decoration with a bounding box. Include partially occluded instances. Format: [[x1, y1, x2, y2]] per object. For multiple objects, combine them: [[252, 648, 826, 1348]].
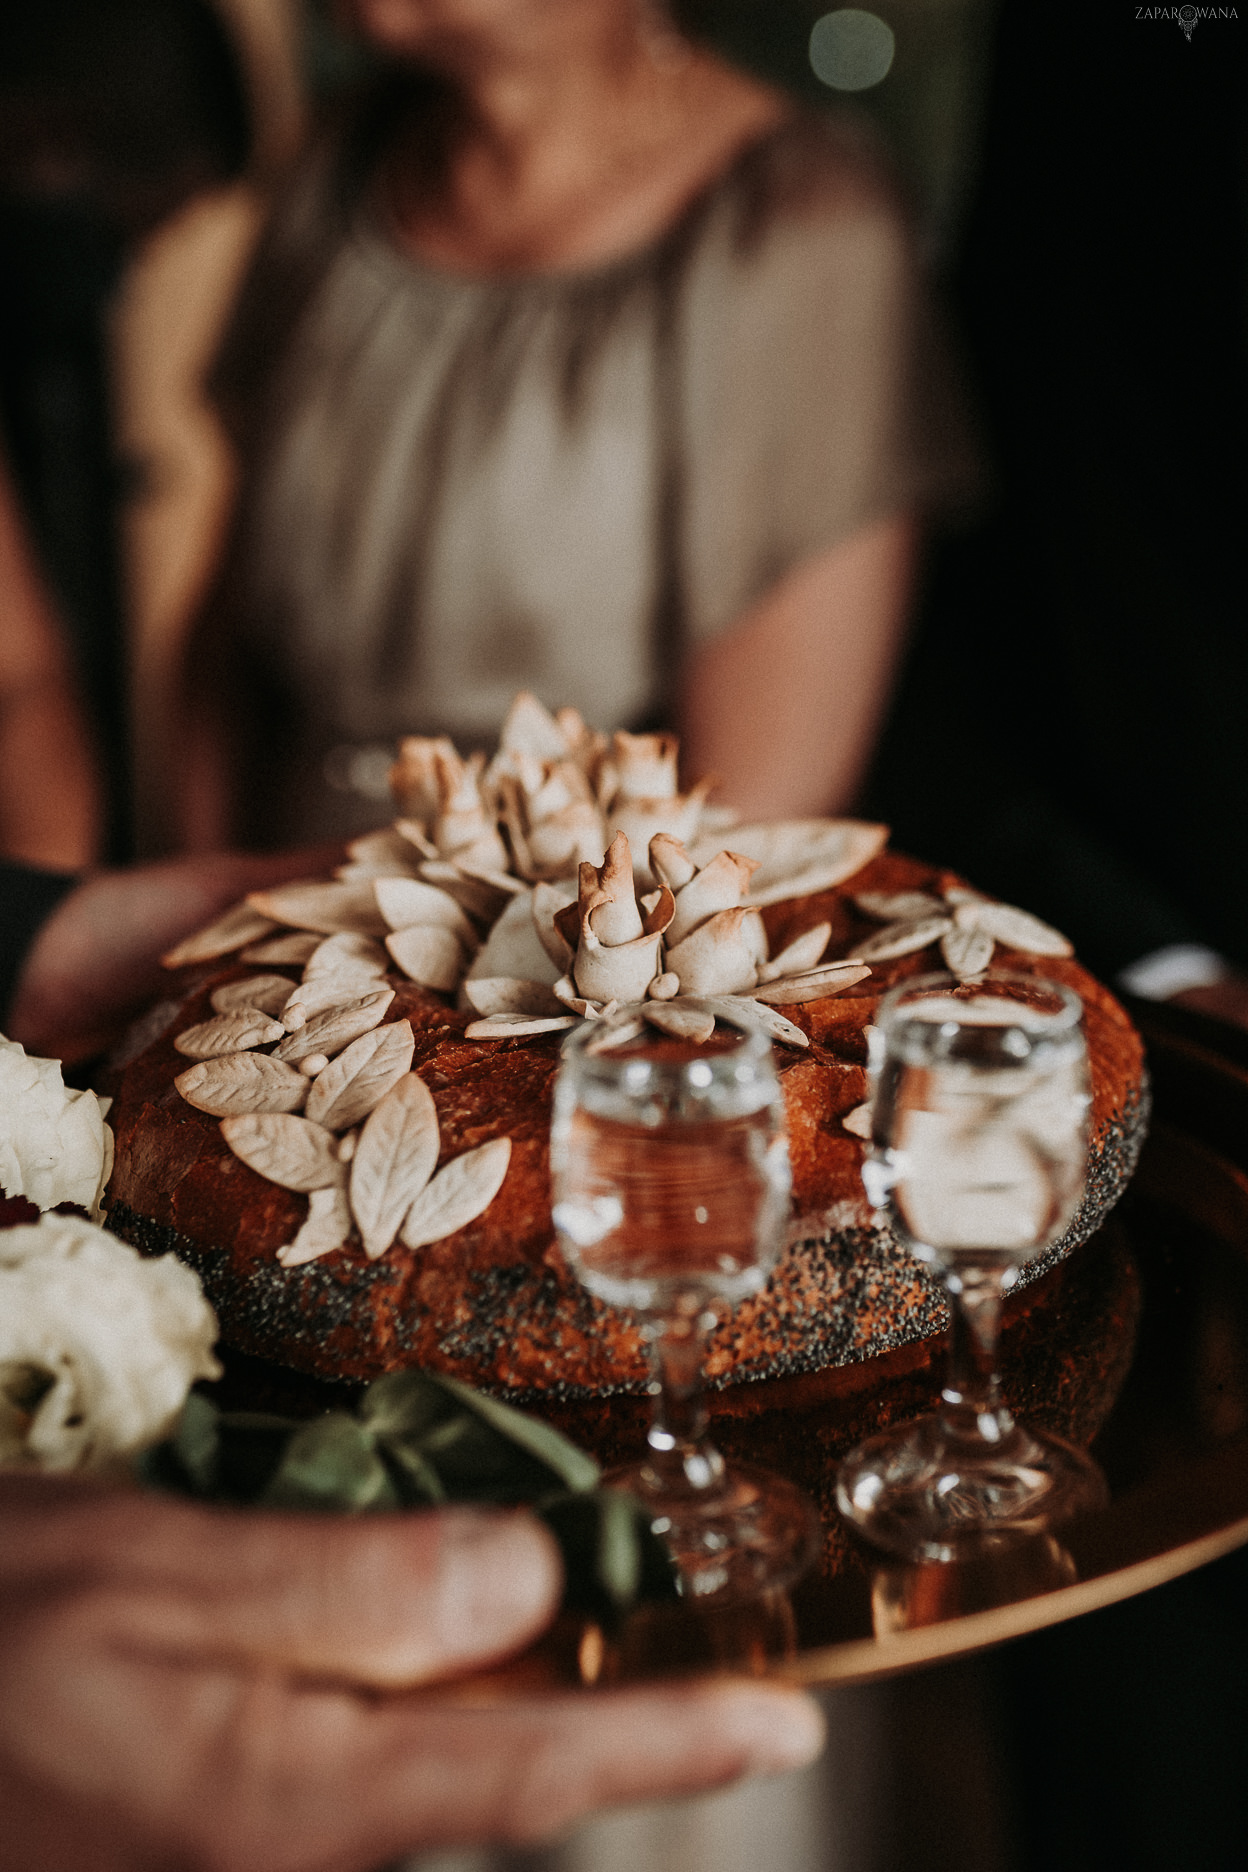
[[304, 1021, 416, 1133], [246, 880, 390, 937], [174, 1053, 308, 1117], [401, 1137, 512, 1249], [219, 1113, 344, 1192], [174, 1011, 286, 1059], [161, 902, 278, 968], [277, 1184, 353, 1267], [349, 1074, 440, 1260], [274, 988, 394, 1064], [210, 974, 298, 1018]]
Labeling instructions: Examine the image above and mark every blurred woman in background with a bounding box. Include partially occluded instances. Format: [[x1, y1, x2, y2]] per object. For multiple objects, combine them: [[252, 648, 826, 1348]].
[[0, 457, 100, 871], [176, 0, 971, 850], [0, 0, 256, 861]]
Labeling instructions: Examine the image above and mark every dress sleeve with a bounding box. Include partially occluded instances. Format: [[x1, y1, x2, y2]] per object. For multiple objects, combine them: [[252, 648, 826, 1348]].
[[675, 118, 977, 646]]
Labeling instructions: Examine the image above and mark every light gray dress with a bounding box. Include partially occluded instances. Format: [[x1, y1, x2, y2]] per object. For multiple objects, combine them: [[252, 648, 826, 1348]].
[[209, 109, 971, 843]]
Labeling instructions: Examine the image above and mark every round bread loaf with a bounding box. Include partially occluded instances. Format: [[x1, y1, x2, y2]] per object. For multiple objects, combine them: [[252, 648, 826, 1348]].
[[103, 847, 1146, 1399]]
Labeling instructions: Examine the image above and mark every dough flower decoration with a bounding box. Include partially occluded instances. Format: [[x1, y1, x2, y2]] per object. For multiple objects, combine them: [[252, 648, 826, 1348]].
[[552, 831, 676, 1014], [0, 1215, 220, 1472], [486, 689, 607, 790], [492, 699, 720, 886], [599, 730, 717, 888], [463, 831, 871, 1050], [157, 691, 884, 1010], [386, 730, 455, 825], [498, 752, 607, 881], [848, 886, 1073, 979], [153, 691, 895, 1273], [0, 1033, 114, 1218], [387, 739, 510, 874], [834, 887, 1074, 1141], [490, 691, 609, 881]]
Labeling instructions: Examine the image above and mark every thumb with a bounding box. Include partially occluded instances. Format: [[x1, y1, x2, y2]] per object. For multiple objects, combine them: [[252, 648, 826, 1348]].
[[29, 1486, 563, 1687]]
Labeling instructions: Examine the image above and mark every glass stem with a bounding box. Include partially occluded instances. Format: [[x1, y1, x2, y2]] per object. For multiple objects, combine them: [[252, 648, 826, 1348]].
[[642, 1305, 725, 1496], [939, 1262, 1018, 1445]]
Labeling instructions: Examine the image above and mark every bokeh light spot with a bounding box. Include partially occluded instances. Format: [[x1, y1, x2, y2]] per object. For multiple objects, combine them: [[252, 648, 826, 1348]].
[[808, 9, 896, 93]]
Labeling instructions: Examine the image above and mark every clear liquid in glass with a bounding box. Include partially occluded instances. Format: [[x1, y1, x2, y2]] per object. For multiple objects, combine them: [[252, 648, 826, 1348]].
[[864, 997, 1089, 1273], [550, 1021, 817, 1600], [837, 975, 1105, 1561], [553, 1099, 789, 1312]]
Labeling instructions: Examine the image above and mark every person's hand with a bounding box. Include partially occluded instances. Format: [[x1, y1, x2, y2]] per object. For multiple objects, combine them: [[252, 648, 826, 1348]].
[[6, 848, 340, 1065], [0, 1475, 824, 1872]]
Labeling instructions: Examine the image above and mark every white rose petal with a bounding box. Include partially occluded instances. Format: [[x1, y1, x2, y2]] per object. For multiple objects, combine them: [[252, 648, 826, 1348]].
[[0, 1035, 114, 1217], [0, 1216, 220, 1472]]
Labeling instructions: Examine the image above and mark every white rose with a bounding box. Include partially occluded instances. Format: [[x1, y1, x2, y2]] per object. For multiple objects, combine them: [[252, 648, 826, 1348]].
[[0, 1034, 114, 1217], [0, 1216, 221, 1472]]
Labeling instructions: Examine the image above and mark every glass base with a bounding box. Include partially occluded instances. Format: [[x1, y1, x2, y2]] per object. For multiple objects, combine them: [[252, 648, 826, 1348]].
[[836, 1413, 1107, 1563], [609, 1457, 822, 1602]]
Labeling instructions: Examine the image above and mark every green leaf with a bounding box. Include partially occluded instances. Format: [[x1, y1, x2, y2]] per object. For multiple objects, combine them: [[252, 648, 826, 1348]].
[[260, 1413, 398, 1512], [592, 1488, 642, 1606], [411, 1411, 566, 1504], [539, 1489, 680, 1628], [360, 1371, 599, 1496], [217, 1409, 305, 1433], [419, 1411, 537, 1499], [427, 1376, 600, 1495], [376, 1436, 448, 1506], [358, 1370, 460, 1441], [214, 1415, 299, 1503], [170, 1392, 221, 1492], [134, 1392, 222, 1497], [136, 1374, 680, 1623]]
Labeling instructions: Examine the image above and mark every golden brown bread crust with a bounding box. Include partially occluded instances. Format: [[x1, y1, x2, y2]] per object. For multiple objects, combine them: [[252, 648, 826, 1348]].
[[104, 850, 1147, 1398]]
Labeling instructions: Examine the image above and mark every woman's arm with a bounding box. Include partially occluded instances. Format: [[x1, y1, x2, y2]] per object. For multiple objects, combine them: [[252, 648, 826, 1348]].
[[678, 512, 917, 821], [0, 461, 103, 868]]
